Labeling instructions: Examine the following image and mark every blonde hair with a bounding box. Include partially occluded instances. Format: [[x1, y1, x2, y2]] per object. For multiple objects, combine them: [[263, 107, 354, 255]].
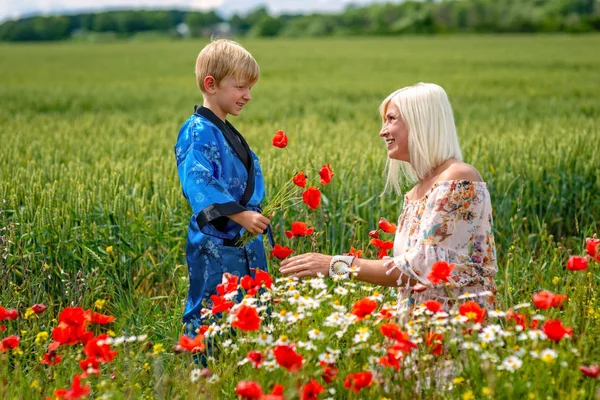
[[195, 39, 259, 93], [379, 83, 463, 195]]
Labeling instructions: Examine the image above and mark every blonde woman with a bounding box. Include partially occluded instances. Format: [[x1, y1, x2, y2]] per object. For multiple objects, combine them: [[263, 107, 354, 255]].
[[280, 83, 497, 310]]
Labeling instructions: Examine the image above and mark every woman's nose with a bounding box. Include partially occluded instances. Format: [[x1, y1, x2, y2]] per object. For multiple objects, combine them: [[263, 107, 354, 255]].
[[379, 128, 387, 137]]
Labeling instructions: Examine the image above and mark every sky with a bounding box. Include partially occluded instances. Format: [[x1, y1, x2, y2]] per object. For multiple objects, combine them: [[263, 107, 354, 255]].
[[0, 0, 398, 22]]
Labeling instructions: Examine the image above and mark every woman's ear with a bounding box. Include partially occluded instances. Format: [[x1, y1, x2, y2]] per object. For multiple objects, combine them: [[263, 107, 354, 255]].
[[204, 76, 217, 93]]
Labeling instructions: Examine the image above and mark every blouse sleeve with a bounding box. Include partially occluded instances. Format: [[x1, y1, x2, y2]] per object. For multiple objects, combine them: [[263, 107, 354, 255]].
[[392, 181, 497, 289]]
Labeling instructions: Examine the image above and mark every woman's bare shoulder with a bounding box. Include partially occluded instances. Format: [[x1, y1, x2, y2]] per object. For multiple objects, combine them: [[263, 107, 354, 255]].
[[437, 162, 483, 183]]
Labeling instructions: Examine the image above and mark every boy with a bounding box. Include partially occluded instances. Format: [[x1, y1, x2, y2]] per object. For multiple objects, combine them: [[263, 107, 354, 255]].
[[174, 39, 270, 337]]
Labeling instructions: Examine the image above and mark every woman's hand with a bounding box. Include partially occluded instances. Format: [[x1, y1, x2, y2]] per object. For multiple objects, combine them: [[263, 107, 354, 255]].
[[279, 252, 332, 278]]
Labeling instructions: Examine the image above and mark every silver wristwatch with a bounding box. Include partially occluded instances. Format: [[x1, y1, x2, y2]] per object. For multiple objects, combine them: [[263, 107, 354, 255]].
[[329, 255, 355, 279]]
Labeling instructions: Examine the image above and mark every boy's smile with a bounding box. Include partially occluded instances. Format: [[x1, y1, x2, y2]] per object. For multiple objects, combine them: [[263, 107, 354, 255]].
[[204, 75, 254, 121]]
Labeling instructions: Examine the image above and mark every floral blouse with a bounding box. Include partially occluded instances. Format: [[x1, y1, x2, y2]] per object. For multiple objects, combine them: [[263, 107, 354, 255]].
[[390, 180, 497, 310]]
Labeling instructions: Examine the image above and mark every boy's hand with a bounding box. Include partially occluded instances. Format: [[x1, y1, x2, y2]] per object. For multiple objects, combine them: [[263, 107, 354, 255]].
[[229, 211, 270, 235]]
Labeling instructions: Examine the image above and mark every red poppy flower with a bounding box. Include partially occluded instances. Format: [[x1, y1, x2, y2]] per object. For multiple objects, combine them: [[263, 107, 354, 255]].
[[41, 350, 62, 366], [376, 249, 388, 259], [586, 238, 600, 262], [293, 172, 307, 188], [0, 306, 17, 321], [273, 344, 304, 372], [368, 238, 393, 250], [272, 130, 288, 148], [271, 244, 294, 260], [427, 261, 455, 285], [567, 255, 588, 271], [379, 349, 402, 371], [79, 357, 99, 375], [247, 350, 264, 368], [344, 247, 363, 258], [423, 300, 442, 313], [551, 294, 568, 308], [580, 364, 600, 378], [241, 275, 259, 296], [426, 332, 444, 355], [459, 301, 486, 323], [89, 311, 116, 325], [389, 337, 418, 354], [343, 371, 373, 393], [54, 374, 90, 400], [302, 186, 321, 210], [542, 319, 573, 341], [285, 221, 315, 238], [352, 298, 378, 319], [532, 291, 555, 310], [210, 294, 234, 315], [216, 273, 240, 295], [232, 304, 261, 331], [0, 325, 5, 332], [236, 380, 263, 399], [262, 384, 285, 400], [377, 307, 394, 320], [84, 334, 118, 363], [378, 217, 397, 233], [31, 303, 47, 314], [318, 164, 334, 185], [1, 335, 20, 349], [252, 268, 274, 289], [266, 384, 285, 399], [177, 334, 205, 353], [320, 361, 338, 384], [379, 323, 406, 340], [301, 378, 325, 400], [368, 230, 379, 238], [505, 310, 530, 330]]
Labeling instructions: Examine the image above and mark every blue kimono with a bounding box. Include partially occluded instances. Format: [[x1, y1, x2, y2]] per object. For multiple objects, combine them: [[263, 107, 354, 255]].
[[174, 106, 268, 332]]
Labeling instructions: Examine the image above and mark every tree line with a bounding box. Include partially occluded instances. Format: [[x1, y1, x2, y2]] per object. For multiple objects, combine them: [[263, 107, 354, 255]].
[[1, 0, 599, 41]]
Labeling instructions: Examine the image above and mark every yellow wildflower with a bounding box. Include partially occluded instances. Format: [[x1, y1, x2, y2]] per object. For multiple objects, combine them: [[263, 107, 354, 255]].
[[453, 377, 465, 384], [30, 380, 42, 391], [94, 299, 106, 310], [106, 246, 114, 255], [463, 391, 475, 400], [552, 276, 560, 285], [25, 308, 37, 319], [152, 343, 165, 355], [35, 332, 49, 343]]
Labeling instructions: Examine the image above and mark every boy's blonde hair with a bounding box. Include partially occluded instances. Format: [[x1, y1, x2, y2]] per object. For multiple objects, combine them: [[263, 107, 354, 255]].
[[195, 39, 259, 93], [379, 83, 463, 195]]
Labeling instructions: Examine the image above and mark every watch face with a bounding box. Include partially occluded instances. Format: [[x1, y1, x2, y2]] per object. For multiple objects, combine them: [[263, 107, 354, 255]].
[[332, 260, 349, 275]]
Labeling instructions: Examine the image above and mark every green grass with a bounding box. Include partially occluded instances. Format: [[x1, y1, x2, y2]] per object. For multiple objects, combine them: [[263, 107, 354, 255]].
[[0, 35, 599, 399]]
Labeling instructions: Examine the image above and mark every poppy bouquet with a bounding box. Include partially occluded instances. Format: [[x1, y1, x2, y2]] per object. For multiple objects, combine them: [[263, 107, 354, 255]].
[[239, 130, 335, 246]]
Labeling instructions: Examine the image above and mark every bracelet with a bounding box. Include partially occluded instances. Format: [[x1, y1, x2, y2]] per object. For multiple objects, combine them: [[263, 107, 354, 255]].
[[329, 255, 355, 280]]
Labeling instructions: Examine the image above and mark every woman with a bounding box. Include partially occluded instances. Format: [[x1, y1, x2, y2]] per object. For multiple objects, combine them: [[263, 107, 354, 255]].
[[280, 83, 497, 310]]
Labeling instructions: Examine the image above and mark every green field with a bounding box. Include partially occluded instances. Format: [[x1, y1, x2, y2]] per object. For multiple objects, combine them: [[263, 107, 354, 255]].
[[1, 36, 599, 399]]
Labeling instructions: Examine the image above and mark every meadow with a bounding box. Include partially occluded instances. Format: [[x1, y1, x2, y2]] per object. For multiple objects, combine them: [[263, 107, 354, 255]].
[[0, 35, 599, 399]]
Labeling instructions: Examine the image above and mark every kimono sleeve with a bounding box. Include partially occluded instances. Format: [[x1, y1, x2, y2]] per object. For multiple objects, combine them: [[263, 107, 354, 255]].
[[177, 135, 246, 240]]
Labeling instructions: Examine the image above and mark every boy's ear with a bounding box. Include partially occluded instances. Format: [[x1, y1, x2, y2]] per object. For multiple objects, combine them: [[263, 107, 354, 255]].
[[204, 76, 217, 93]]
